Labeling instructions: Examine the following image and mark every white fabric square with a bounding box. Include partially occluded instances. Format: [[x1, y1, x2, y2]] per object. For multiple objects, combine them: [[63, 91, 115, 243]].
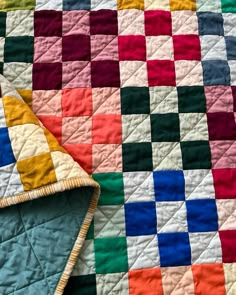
[[197, 0, 222, 12], [127, 235, 160, 270], [0, 100, 6, 127], [223, 13, 236, 36], [145, 0, 170, 10], [156, 201, 188, 233], [200, 36, 227, 60], [6, 10, 34, 36], [216, 199, 236, 230], [146, 36, 173, 60], [91, 0, 117, 10], [175, 61, 203, 86], [228, 61, 236, 86], [172, 11, 198, 35], [3, 63, 32, 89], [0, 37, 5, 62], [224, 264, 236, 295], [152, 142, 183, 170], [97, 273, 129, 295], [150, 86, 178, 113], [118, 10, 144, 35], [184, 169, 215, 200], [189, 232, 222, 264], [36, 0, 62, 10], [123, 171, 155, 203], [120, 61, 148, 87]]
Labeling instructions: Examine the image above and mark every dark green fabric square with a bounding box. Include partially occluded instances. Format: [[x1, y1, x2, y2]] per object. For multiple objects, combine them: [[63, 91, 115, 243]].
[[93, 173, 124, 206], [221, 0, 236, 12], [151, 113, 180, 142], [64, 274, 96, 295], [122, 143, 153, 172], [94, 237, 128, 274], [4, 36, 34, 63], [177, 86, 206, 113], [0, 62, 3, 75], [85, 219, 94, 240], [0, 13, 6, 37], [181, 141, 212, 170], [121, 87, 150, 114]]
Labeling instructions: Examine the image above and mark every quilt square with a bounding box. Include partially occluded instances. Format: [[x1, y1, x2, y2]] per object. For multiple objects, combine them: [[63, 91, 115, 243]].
[[205, 86, 233, 112], [158, 232, 191, 267], [91, 61, 120, 87], [4, 36, 33, 63], [91, 0, 117, 10], [64, 275, 96, 295], [186, 199, 218, 232], [217, 199, 236, 230], [210, 141, 236, 169], [63, 0, 91, 10], [221, 0, 236, 12], [96, 273, 129, 295], [118, 36, 146, 61], [33, 63, 62, 90], [219, 230, 236, 262], [223, 13, 236, 36], [92, 87, 121, 114], [0, 128, 15, 167], [63, 11, 90, 36], [200, 36, 227, 60], [0, 12, 6, 37], [145, 10, 172, 36], [175, 60, 203, 86], [146, 36, 173, 61], [153, 170, 185, 202], [118, 10, 144, 36], [0, 163, 23, 197], [151, 113, 180, 142], [36, 0, 62, 10], [144, 0, 170, 10], [202, 60, 230, 86], [118, 0, 144, 10], [224, 264, 236, 295], [91, 35, 118, 61], [120, 61, 148, 87], [150, 86, 178, 113], [229, 61, 236, 85], [0, 38, 5, 62], [94, 237, 128, 274], [181, 141, 212, 169], [62, 61, 91, 88], [177, 86, 206, 113], [148, 60, 176, 86], [212, 168, 236, 199], [196, 0, 222, 12], [225, 37, 236, 60], [173, 35, 201, 61], [233, 86, 236, 111], [34, 11, 62, 37], [171, 11, 198, 35], [122, 143, 153, 172], [90, 10, 118, 35], [125, 202, 157, 236], [197, 12, 224, 35], [6, 10, 34, 37], [34, 37, 62, 63], [170, 0, 196, 10], [1, 0, 35, 10], [36, 116, 62, 144], [62, 35, 90, 61]]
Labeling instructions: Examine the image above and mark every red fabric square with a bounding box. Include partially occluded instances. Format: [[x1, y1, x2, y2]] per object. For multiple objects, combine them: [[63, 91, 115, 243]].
[[62, 35, 91, 61], [173, 35, 201, 60], [33, 63, 62, 90], [118, 36, 146, 61], [219, 230, 236, 263], [91, 61, 120, 87], [92, 114, 122, 144], [147, 60, 176, 86], [34, 11, 62, 37], [63, 144, 92, 174], [90, 10, 118, 35], [38, 116, 62, 144], [207, 112, 236, 140], [62, 88, 92, 116], [231, 86, 236, 111], [145, 11, 172, 36], [212, 168, 236, 199]]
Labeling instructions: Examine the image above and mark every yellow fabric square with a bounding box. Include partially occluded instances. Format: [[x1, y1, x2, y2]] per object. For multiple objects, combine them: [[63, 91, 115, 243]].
[[118, 0, 144, 10], [17, 89, 32, 108], [17, 152, 57, 191], [3, 96, 39, 127], [170, 0, 196, 10], [44, 128, 66, 154]]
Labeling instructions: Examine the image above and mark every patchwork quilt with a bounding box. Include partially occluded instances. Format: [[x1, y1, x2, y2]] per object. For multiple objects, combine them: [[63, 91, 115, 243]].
[[1, 0, 236, 294]]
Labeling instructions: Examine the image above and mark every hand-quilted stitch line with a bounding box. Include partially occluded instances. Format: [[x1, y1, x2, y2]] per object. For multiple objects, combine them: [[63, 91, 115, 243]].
[[1, 164, 22, 197], [101, 272, 128, 295]]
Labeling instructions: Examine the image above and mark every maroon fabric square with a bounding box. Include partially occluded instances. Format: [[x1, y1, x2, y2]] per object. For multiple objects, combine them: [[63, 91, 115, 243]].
[[145, 10, 172, 36], [219, 230, 236, 263], [231, 86, 236, 111], [90, 10, 118, 35], [33, 63, 62, 90], [207, 112, 236, 140], [118, 36, 146, 61], [173, 35, 201, 61], [91, 61, 120, 87], [34, 11, 62, 37], [147, 60, 176, 86], [62, 35, 91, 61]]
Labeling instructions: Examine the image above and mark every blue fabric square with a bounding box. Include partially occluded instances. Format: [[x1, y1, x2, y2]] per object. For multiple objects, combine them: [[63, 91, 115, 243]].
[[197, 12, 224, 36], [202, 60, 230, 86], [225, 37, 236, 60], [63, 0, 90, 10], [158, 232, 191, 267], [0, 128, 15, 167], [153, 171, 185, 201], [186, 199, 218, 232], [125, 202, 157, 236]]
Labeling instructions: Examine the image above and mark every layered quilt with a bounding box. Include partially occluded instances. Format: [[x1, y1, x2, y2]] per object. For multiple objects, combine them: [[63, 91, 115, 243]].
[[1, 0, 236, 294]]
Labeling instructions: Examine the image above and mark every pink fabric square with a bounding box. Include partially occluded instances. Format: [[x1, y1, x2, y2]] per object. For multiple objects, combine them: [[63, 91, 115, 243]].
[[62, 116, 92, 144], [205, 86, 234, 112], [210, 141, 236, 168], [34, 37, 62, 63], [62, 11, 90, 35], [62, 61, 91, 88], [91, 35, 118, 61], [92, 144, 122, 173], [92, 88, 121, 114], [32, 90, 62, 116]]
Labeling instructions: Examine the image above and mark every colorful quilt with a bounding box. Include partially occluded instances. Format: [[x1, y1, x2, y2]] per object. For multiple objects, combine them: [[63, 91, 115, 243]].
[[1, 0, 236, 294]]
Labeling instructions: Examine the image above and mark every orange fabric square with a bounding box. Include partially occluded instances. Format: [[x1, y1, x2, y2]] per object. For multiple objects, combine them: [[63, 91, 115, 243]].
[[192, 264, 226, 295], [62, 88, 92, 117], [170, 0, 196, 11], [92, 114, 122, 144], [38, 116, 62, 144], [129, 268, 164, 295]]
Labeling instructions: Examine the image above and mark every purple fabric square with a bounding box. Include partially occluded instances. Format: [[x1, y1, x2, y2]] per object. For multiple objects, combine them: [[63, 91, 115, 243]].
[[34, 11, 62, 37], [90, 10, 118, 35], [62, 35, 91, 61], [33, 63, 62, 90], [91, 61, 120, 87]]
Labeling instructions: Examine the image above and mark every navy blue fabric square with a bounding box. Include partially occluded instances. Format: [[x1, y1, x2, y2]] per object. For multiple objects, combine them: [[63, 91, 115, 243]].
[[197, 12, 224, 36], [202, 60, 230, 86], [125, 202, 157, 236], [0, 128, 15, 167], [225, 37, 236, 60], [153, 171, 185, 201], [158, 232, 191, 267], [63, 0, 90, 10], [186, 199, 218, 232]]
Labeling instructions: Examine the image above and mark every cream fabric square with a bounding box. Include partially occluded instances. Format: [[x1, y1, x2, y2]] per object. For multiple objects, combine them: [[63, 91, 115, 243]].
[[97, 273, 129, 295], [175, 61, 203, 86], [146, 36, 174, 60], [0, 37, 5, 62], [118, 10, 144, 35], [145, 0, 170, 10], [0, 100, 6, 127], [201, 36, 227, 60], [223, 13, 236, 36], [120, 61, 148, 87], [36, 0, 62, 10], [6, 10, 34, 36], [91, 0, 117, 10], [216, 199, 236, 230], [224, 264, 236, 295], [197, 0, 222, 12], [229, 61, 236, 86], [150, 86, 178, 113], [3, 63, 32, 89], [172, 11, 198, 35]]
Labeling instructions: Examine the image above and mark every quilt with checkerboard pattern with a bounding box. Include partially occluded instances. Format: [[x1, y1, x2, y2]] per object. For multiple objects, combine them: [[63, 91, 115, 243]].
[[1, 0, 236, 294]]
